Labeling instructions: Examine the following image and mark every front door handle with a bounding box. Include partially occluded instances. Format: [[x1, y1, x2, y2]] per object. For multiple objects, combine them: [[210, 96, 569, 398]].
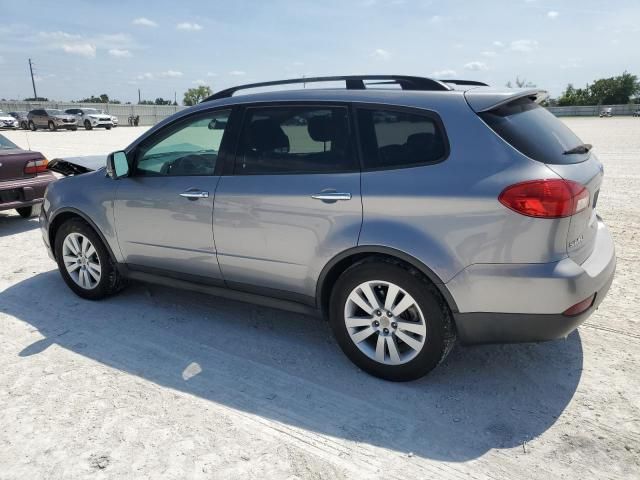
[[311, 192, 352, 202], [179, 189, 209, 199]]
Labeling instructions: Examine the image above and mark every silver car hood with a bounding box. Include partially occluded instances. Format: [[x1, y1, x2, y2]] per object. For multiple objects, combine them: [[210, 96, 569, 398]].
[[48, 155, 107, 176]]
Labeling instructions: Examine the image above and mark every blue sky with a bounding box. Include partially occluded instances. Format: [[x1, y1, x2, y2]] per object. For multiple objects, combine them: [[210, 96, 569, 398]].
[[0, 0, 638, 103]]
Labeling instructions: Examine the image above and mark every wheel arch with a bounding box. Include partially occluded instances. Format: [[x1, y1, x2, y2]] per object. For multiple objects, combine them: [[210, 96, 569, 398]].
[[49, 208, 117, 263], [316, 246, 459, 318]]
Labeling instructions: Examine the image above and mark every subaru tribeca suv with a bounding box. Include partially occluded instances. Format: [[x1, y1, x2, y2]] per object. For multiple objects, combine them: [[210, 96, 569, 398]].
[[40, 75, 616, 381]]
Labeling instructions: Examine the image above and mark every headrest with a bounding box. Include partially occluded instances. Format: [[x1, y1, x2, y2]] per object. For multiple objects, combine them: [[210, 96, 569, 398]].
[[406, 132, 434, 149], [247, 119, 289, 152], [307, 115, 336, 142]]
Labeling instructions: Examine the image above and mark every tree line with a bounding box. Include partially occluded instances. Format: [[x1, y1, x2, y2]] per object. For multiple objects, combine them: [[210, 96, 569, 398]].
[[14, 73, 639, 107]]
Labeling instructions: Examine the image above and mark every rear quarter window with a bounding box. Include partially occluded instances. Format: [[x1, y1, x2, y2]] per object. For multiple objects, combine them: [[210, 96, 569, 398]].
[[479, 98, 589, 165], [357, 108, 447, 170]]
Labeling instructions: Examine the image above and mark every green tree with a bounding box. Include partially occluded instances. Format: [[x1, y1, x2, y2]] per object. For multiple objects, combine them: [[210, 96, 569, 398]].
[[557, 72, 640, 106], [154, 97, 173, 105], [183, 85, 212, 106]]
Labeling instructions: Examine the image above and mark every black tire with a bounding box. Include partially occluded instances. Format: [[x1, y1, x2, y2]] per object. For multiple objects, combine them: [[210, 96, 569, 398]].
[[28, 121, 36, 131], [84, 120, 93, 130], [105, 125, 112, 130], [20, 121, 28, 130], [69, 126, 78, 131], [16, 206, 34, 218], [54, 218, 126, 300], [329, 258, 456, 381], [48, 121, 56, 132]]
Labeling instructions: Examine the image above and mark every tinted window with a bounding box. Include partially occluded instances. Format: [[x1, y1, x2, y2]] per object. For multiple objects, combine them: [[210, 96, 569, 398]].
[[135, 110, 230, 176], [236, 106, 355, 174], [357, 108, 447, 169], [479, 98, 588, 165]]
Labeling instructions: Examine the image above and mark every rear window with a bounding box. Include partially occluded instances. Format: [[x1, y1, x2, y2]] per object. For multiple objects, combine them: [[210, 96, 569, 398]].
[[479, 98, 589, 165], [357, 108, 447, 170], [0, 135, 18, 150]]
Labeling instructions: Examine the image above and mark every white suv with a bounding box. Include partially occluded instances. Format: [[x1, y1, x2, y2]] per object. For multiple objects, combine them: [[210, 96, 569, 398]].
[[65, 108, 113, 130]]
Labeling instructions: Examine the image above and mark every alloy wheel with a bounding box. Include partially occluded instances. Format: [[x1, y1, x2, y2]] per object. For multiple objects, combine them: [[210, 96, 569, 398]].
[[62, 232, 101, 289], [344, 280, 427, 365]]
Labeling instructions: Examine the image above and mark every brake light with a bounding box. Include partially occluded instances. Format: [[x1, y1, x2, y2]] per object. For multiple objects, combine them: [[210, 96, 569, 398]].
[[499, 179, 589, 218], [24, 158, 48, 174]]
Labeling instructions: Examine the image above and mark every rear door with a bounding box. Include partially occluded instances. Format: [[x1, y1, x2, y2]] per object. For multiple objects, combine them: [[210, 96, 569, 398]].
[[113, 108, 232, 281], [212, 103, 362, 301]]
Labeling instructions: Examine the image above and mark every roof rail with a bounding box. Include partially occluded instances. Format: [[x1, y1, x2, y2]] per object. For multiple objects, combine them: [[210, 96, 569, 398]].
[[202, 75, 452, 101], [440, 79, 490, 87]]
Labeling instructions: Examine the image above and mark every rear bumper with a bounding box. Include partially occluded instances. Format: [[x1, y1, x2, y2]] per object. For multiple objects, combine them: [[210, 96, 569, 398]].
[[447, 219, 616, 344], [0, 173, 55, 211]]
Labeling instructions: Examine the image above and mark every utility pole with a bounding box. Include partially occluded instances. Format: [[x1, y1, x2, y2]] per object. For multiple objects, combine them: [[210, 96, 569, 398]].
[[28, 58, 38, 99], [138, 88, 141, 104], [174, 91, 177, 105]]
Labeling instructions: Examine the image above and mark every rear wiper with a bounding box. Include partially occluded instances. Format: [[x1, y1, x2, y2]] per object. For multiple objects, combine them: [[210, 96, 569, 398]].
[[563, 143, 592, 155]]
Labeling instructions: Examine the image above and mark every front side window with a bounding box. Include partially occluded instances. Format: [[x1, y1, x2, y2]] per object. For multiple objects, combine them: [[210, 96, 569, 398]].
[[236, 106, 355, 174], [135, 110, 230, 176], [357, 108, 447, 169]]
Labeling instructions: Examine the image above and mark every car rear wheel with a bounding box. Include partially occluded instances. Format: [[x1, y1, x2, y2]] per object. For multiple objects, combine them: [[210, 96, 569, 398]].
[[329, 259, 456, 381], [54, 219, 126, 300], [20, 121, 28, 129], [16, 206, 34, 218], [48, 121, 56, 131], [28, 121, 36, 131], [84, 120, 93, 130]]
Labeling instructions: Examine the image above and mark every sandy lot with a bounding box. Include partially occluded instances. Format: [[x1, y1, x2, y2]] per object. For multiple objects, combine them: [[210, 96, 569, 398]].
[[1, 118, 639, 479]]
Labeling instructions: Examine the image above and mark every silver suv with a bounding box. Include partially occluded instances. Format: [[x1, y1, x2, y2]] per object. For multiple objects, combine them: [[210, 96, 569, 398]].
[[40, 75, 616, 381]]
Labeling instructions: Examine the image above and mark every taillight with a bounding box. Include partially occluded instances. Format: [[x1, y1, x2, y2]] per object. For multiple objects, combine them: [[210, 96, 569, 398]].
[[499, 179, 589, 218], [24, 158, 48, 174]]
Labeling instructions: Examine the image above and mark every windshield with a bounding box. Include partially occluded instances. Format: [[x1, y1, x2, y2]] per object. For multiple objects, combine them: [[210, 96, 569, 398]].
[[83, 109, 100, 114], [0, 134, 19, 150], [46, 109, 64, 115], [479, 98, 589, 165]]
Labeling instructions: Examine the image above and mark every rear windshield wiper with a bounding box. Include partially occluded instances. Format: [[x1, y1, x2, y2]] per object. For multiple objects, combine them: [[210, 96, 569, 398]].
[[563, 143, 592, 155]]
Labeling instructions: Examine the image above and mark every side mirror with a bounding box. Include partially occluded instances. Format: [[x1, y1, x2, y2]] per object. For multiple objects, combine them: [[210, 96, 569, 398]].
[[106, 151, 130, 179]]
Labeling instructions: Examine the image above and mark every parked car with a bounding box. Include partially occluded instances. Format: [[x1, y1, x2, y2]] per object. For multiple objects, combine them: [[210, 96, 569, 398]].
[[41, 75, 616, 381], [0, 110, 19, 129], [599, 107, 612, 117], [633, 109, 640, 117], [64, 108, 113, 130], [27, 109, 77, 131], [98, 109, 119, 127], [8, 111, 29, 129], [0, 133, 55, 217]]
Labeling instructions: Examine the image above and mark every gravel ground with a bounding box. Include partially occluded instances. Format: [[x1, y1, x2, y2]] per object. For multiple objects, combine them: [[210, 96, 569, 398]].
[[0, 119, 639, 479]]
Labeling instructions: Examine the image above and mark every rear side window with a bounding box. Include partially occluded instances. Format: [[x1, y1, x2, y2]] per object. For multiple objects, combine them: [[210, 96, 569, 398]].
[[235, 106, 355, 174], [357, 108, 447, 170], [479, 98, 589, 165]]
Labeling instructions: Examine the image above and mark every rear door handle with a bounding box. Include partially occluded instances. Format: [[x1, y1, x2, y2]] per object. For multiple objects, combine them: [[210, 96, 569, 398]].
[[311, 192, 352, 201], [179, 189, 209, 199]]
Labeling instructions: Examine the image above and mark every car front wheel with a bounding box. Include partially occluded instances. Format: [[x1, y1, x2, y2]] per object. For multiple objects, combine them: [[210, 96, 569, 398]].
[[329, 259, 456, 381], [16, 206, 34, 218], [54, 219, 126, 300], [84, 120, 93, 130], [28, 121, 36, 131], [48, 121, 56, 131]]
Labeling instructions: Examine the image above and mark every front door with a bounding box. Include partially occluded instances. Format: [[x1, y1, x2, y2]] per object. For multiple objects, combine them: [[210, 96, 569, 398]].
[[114, 109, 232, 281], [213, 104, 362, 301]]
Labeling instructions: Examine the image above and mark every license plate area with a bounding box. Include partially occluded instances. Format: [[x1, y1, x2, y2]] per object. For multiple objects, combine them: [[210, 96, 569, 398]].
[[0, 188, 22, 203]]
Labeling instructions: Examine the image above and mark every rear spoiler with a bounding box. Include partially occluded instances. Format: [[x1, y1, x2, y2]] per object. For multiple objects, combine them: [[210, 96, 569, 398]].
[[48, 155, 107, 176], [464, 88, 549, 113]]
